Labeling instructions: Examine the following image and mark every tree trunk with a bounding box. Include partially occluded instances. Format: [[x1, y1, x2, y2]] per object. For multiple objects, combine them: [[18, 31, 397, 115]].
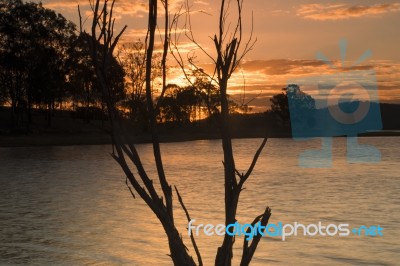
[[47, 102, 52, 127], [215, 77, 237, 266]]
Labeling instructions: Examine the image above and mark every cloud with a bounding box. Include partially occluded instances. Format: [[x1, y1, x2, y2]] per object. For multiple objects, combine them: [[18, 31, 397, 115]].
[[42, 0, 188, 16], [270, 9, 290, 16], [297, 3, 400, 20], [153, 57, 400, 109], [227, 59, 400, 107], [193, 0, 209, 6], [240, 59, 330, 76], [122, 29, 149, 40], [41, 0, 83, 9]]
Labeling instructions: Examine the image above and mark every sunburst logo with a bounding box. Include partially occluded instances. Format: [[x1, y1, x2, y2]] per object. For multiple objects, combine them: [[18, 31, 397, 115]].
[[287, 39, 382, 168]]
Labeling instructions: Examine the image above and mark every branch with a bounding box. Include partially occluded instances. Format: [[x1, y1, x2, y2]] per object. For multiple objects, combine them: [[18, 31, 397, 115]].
[[120, 140, 160, 201], [110, 140, 155, 212], [238, 138, 267, 188], [169, 3, 218, 89], [125, 176, 136, 199], [184, 0, 217, 64], [78, 5, 83, 33], [89, 1, 197, 265], [175, 186, 203, 266], [145, 0, 174, 222], [240, 207, 272, 266], [155, 0, 170, 113]]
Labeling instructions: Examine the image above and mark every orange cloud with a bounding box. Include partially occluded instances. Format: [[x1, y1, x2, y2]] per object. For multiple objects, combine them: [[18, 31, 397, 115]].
[[42, 0, 188, 16], [241, 59, 328, 76], [228, 59, 400, 108], [42, 0, 148, 16], [297, 3, 400, 20]]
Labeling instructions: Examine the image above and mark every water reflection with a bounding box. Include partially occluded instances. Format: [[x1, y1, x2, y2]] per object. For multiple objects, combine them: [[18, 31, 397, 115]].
[[0, 137, 399, 265]]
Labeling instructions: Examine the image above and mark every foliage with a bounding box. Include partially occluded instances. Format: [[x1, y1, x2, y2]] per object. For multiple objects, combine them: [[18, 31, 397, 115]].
[[0, 0, 76, 126], [119, 40, 162, 127], [270, 84, 316, 126], [270, 88, 290, 125], [157, 75, 239, 124], [0, 1, 125, 126]]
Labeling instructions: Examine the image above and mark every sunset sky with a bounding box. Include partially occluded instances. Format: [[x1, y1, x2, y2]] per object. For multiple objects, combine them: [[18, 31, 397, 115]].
[[35, 0, 400, 111]]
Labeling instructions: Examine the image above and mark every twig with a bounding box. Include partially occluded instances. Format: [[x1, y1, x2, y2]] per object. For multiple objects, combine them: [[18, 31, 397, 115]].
[[175, 186, 203, 266]]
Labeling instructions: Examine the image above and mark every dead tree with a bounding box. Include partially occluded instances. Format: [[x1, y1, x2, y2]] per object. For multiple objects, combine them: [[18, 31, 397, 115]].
[[87, 0, 270, 265], [171, 1, 271, 265], [212, 1, 272, 264], [88, 0, 198, 265]]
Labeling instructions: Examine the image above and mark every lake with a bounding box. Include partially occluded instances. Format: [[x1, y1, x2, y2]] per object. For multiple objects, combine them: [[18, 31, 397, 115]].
[[0, 137, 399, 265]]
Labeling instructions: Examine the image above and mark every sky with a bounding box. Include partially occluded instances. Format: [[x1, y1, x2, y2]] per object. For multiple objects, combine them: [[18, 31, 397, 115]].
[[35, 0, 400, 111]]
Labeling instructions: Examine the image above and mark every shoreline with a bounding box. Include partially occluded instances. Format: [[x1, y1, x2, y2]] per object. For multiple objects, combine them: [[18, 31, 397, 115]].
[[1, 131, 399, 148]]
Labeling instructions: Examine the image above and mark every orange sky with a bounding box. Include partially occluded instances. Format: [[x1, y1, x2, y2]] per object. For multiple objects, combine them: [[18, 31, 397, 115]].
[[35, 0, 400, 111]]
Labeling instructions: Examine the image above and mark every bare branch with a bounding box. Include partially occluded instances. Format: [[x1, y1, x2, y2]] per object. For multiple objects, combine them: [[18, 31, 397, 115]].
[[78, 5, 83, 33], [182, 0, 217, 63], [155, 0, 170, 113], [89, 1, 197, 265], [125, 177, 136, 199], [239, 138, 268, 187], [240, 207, 272, 266], [175, 186, 203, 266]]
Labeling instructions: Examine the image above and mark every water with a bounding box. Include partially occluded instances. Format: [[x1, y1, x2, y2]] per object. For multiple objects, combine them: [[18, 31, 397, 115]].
[[0, 137, 399, 265]]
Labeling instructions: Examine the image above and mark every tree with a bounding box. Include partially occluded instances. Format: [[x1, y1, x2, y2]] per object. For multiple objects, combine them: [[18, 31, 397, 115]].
[[0, 0, 76, 127], [157, 84, 200, 124], [89, 0, 197, 264], [286, 84, 316, 110], [270, 84, 316, 127], [270, 88, 290, 126], [172, 0, 271, 264], [157, 84, 180, 123], [191, 69, 221, 118], [89, 0, 270, 265], [66, 30, 126, 123], [209, 1, 271, 263], [157, 69, 240, 124], [119, 40, 162, 128], [0, 70, 6, 105], [68, 33, 100, 118], [0, 0, 32, 128]]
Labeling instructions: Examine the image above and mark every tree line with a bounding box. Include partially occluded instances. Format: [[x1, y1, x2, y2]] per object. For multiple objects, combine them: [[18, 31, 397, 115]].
[[0, 0, 242, 133]]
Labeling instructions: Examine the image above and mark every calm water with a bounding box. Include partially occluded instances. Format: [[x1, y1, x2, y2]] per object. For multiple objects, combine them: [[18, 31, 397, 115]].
[[0, 137, 399, 265]]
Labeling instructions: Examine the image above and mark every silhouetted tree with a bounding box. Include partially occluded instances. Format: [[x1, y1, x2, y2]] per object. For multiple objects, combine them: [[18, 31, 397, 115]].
[[0, 0, 76, 127], [172, 0, 271, 264], [89, 0, 199, 264], [270, 84, 315, 127], [0, 0, 31, 128], [66, 31, 126, 123], [157, 84, 181, 123], [68, 33, 99, 118], [191, 69, 221, 118], [0, 72, 6, 105], [89, 0, 270, 265], [158, 84, 200, 124], [157, 80, 238, 124], [119, 40, 162, 128], [270, 88, 290, 126]]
